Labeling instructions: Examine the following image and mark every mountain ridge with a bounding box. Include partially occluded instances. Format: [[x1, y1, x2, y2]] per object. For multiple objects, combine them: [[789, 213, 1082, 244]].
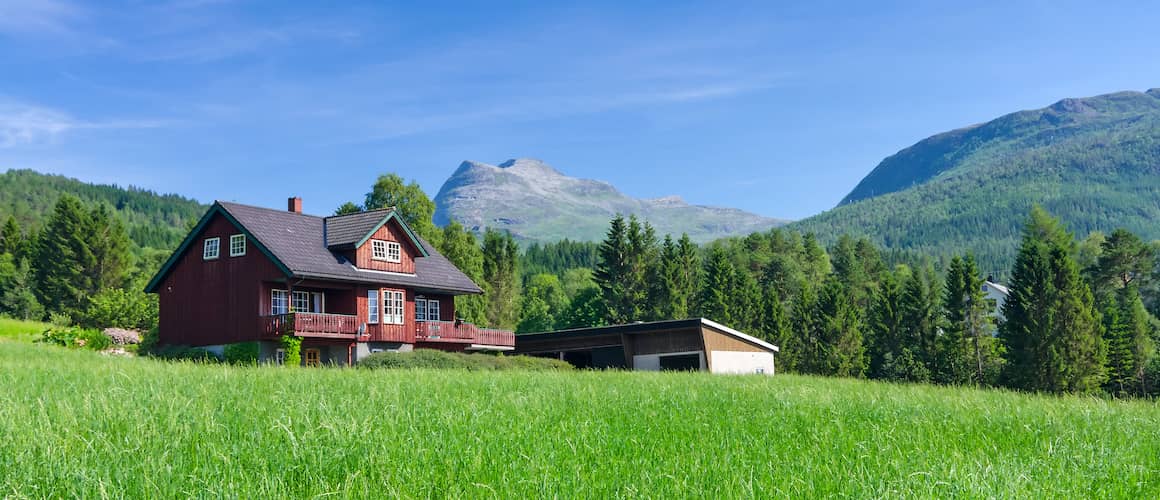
[[434, 158, 788, 243]]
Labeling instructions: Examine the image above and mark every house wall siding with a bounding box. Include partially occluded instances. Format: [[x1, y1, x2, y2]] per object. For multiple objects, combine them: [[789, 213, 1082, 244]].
[[354, 221, 418, 273], [158, 213, 286, 346]]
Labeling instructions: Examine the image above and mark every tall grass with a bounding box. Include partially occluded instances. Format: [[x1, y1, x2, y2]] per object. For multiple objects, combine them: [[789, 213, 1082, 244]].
[[0, 317, 49, 343], [0, 342, 1157, 497]]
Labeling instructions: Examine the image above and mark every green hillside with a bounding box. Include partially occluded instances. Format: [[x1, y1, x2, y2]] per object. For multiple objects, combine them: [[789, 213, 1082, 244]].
[[1, 342, 1157, 497], [0, 169, 205, 250], [790, 89, 1160, 274]]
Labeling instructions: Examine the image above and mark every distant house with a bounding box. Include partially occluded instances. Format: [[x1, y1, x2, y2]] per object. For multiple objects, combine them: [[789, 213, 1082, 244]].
[[145, 197, 514, 366], [513, 318, 779, 375], [982, 280, 1009, 320]]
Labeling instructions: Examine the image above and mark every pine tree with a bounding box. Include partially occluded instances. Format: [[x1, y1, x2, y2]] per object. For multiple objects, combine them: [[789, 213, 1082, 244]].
[[1000, 228, 1055, 391], [868, 269, 909, 380], [35, 195, 96, 316], [628, 219, 660, 321], [1104, 284, 1154, 395], [482, 229, 520, 329], [593, 215, 632, 324]]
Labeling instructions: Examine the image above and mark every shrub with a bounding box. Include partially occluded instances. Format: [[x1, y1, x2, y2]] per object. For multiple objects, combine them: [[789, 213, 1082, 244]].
[[137, 327, 160, 355], [79, 288, 158, 332], [358, 349, 573, 371], [36, 326, 112, 351], [224, 342, 259, 364]]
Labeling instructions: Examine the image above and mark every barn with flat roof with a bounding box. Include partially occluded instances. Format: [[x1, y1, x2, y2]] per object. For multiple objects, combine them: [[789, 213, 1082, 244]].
[[513, 318, 778, 375]]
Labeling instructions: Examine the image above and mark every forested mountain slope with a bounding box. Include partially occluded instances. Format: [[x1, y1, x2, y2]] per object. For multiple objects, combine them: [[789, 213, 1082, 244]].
[[0, 169, 205, 250], [789, 89, 1160, 274]]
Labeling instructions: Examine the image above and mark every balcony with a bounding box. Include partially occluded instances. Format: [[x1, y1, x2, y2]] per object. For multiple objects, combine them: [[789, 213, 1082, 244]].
[[261, 312, 362, 340], [414, 320, 515, 348]]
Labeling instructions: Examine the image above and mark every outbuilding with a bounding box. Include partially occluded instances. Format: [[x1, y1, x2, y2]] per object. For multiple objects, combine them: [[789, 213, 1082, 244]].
[[514, 318, 778, 375]]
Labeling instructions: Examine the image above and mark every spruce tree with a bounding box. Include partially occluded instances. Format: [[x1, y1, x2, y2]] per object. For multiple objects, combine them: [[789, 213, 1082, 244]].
[[787, 284, 820, 374], [941, 255, 998, 385], [0, 215, 20, 256], [35, 195, 96, 316], [901, 264, 941, 377], [868, 269, 909, 380], [817, 276, 866, 377], [1001, 207, 1106, 394], [1045, 246, 1106, 393], [696, 247, 736, 324], [594, 215, 632, 324], [760, 288, 791, 349], [1105, 284, 1154, 395], [87, 204, 133, 292], [675, 234, 700, 316]]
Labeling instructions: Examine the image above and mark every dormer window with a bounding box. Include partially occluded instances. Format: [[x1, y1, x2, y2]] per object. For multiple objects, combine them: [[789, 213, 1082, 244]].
[[203, 237, 220, 260], [372, 239, 401, 263], [229, 234, 246, 257]]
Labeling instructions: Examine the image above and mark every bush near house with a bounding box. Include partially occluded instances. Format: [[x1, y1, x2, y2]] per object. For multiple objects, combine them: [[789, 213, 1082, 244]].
[[359, 349, 573, 371]]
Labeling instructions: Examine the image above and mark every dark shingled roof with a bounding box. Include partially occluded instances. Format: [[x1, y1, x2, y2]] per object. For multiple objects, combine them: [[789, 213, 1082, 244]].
[[217, 201, 482, 294], [324, 209, 394, 248]]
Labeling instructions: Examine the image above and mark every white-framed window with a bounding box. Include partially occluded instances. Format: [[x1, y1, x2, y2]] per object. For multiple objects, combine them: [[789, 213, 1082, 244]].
[[229, 234, 246, 257], [271, 289, 288, 315], [203, 237, 220, 260], [367, 290, 379, 324], [415, 297, 427, 322], [383, 289, 404, 324], [292, 291, 310, 312], [426, 299, 440, 322], [371, 239, 402, 263], [274, 349, 286, 365]]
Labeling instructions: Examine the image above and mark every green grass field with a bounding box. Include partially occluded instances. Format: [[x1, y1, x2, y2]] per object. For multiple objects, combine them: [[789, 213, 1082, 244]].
[[1, 342, 1158, 498], [0, 317, 49, 343]]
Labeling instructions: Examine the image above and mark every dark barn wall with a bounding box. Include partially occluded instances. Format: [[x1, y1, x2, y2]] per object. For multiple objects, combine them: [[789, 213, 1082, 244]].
[[158, 213, 285, 346]]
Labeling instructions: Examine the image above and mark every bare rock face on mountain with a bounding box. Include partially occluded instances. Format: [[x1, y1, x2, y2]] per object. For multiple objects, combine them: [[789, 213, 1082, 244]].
[[433, 158, 786, 243]]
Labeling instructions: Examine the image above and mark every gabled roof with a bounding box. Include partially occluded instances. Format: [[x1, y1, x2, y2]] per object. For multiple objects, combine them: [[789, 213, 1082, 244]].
[[984, 281, 1010, 296], [518, 318, 779, 353], [146, 201, 482, 295], [324, 209, 429, 256]]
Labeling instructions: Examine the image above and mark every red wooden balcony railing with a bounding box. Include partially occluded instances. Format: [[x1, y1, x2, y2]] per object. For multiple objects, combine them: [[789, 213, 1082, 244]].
[[414, 320, 515, 347], [260, 312, 360, 339]]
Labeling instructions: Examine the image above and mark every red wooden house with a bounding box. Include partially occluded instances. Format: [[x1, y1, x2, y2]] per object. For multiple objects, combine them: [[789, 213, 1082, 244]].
[[145, 197, 514, 366]]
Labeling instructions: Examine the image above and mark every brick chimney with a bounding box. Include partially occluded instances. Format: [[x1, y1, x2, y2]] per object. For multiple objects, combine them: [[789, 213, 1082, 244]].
[[288, 196, 302, 214]]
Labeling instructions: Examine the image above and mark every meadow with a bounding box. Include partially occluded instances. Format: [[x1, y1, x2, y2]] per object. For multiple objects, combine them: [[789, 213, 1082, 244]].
[[0, 340, 1158, 498], [0, 317, 49, 343]]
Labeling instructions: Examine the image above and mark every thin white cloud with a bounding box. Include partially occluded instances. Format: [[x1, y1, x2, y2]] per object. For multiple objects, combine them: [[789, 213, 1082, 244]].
[[0, 100, 171, 148], [0, 0, 82, 36]]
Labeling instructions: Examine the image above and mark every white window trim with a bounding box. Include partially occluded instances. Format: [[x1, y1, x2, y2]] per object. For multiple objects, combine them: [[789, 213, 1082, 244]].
[[427, 299, 440, 322], [371, 240, 389, 261], [367, 290, 380, 324], [203, 237, 220, 260], [229, 234, 246, 257], [383, 289, 404, 325], [271, 289, 288, 315], [386, 241, 401, 263], [292, 291, 310, 313], [415, 297, 427, 322]]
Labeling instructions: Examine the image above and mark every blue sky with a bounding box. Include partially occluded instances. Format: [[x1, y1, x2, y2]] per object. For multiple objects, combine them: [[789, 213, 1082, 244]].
[[1, 1, 1159, 220]]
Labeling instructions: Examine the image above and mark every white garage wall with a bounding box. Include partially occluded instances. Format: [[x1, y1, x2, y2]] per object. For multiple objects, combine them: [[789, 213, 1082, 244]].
[[710, 351, 775, 375]]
